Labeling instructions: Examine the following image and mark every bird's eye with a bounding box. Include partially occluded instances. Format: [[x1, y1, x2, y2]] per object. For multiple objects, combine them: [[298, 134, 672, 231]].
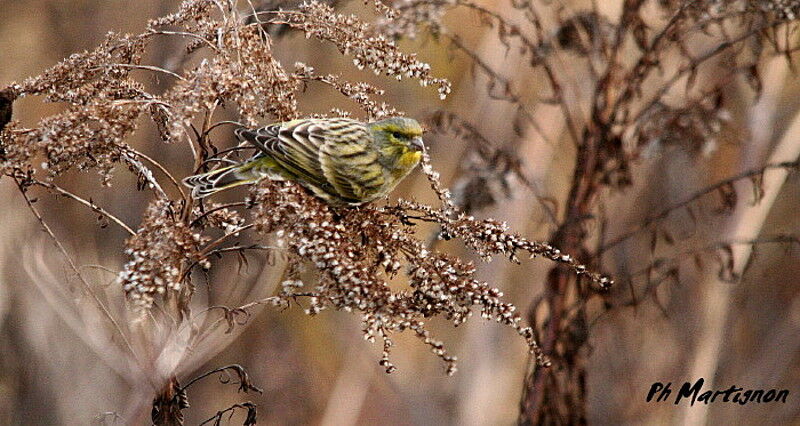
[[391, 131, 405, 139]]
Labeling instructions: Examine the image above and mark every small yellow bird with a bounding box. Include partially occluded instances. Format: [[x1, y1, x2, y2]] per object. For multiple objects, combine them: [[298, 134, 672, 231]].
[[183, 117, 425, 206]]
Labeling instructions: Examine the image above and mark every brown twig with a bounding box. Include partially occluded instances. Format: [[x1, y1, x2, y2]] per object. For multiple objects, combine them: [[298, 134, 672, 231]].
[[32, 180, 136, 236]]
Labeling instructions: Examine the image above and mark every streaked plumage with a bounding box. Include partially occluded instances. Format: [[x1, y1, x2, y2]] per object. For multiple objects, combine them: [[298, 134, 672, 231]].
[[183, 117, 425, 206]]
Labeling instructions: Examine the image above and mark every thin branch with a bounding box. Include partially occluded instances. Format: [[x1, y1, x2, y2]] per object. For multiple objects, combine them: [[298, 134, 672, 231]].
[[121, 151, 169, 199], [203, 120, 247, 138], [600, 160, 800, 253], [204, 244, 282, 258], [179, 364, 262, 394], [146, 29, 221, 52], [182, 224, 260, 277], [198, 402, 257, 426], [15, 180, 137, 360], [97, 63, 186, 81], [630, 23, 781, 125], [444, 34, 557, 146], [33, 180, 136, 236], [126, 147, 187, 198]]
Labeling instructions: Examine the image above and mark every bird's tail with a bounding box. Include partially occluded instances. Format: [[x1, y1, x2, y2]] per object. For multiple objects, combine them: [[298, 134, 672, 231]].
[[182, 164, 259, 199]]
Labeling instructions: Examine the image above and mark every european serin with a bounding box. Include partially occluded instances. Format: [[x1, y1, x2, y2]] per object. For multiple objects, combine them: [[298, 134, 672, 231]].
[[183, 117, 425, 206]]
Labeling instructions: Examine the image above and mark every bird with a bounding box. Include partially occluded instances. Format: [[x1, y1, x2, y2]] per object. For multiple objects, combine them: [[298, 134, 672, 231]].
[[183, 117, 426, 206]]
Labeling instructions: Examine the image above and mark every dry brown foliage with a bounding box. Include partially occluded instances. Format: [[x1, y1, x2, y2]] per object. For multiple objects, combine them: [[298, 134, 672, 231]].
[[3, 0, 800, 424]]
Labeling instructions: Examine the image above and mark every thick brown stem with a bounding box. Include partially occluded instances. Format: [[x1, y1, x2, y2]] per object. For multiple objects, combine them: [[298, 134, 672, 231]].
[[151, 376, 188, 426], [519, 127, 602, 424], [0, 87, 16, 132]]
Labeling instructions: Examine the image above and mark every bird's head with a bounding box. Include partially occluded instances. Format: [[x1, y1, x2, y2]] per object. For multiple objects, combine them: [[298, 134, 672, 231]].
[[368, 117, 425, 175]]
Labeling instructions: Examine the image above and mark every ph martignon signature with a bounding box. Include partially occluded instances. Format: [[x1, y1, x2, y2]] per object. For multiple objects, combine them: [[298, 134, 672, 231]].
[[646, 378, 789, 406]]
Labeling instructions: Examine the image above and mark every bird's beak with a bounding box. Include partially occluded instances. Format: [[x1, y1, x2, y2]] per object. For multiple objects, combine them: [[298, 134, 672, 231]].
[[411, 136, 425, 152]]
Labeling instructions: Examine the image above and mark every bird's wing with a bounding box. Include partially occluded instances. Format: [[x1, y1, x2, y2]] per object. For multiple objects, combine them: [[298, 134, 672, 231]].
[[235, 118, 375, 202]]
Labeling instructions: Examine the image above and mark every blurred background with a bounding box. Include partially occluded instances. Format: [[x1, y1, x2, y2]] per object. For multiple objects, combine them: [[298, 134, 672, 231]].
[[1, 0, 799, 425]]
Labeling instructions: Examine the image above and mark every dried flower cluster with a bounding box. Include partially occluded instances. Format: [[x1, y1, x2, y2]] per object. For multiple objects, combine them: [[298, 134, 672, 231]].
[[17, 32, 147, 102], [759, 0, 800, 20], [150, 0, 301, 134], [293, 62, 399, 120], [1, 32, 149, 183], [192, 202, 247, 234], [120, 199, 209, 315], [248, 176, 607, 372], [378, 0, 447, 39], [398, 199, 610, 287], [18, 103, 143, 183], [270, 1, 452, 99]]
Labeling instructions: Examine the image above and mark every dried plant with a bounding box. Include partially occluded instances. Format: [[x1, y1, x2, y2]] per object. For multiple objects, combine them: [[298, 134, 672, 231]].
[[4, 0, 800, 423], [0, 0, 619, 423]]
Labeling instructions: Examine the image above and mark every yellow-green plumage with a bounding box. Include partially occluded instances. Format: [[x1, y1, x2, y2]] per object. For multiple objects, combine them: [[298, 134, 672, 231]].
[[182, 117, 425, 206]]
